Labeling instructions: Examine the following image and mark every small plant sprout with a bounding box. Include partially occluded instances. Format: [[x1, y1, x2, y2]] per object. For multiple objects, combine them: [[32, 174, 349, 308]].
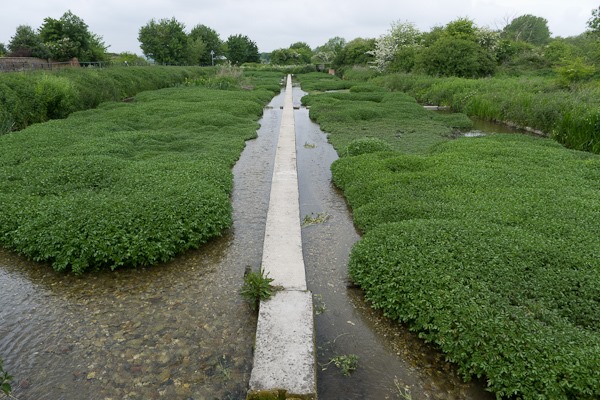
[[394, 376, 413, 400], [0, 357, 12, 396], [324, 354, 359, 377], [301, 212, 330, 227], [240, 267, 275, 311], [304, 141, 316, 149]]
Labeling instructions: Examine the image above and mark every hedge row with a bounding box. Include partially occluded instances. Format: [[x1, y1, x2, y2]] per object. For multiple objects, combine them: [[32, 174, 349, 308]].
[[0, 66, 213, 133]]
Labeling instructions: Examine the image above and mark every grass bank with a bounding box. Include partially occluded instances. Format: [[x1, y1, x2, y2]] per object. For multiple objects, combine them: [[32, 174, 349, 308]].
[[373, 73, 600, 154], [0, 72, 281, 273], [298, 72, 600, 399], [0, 66, 214, 133]]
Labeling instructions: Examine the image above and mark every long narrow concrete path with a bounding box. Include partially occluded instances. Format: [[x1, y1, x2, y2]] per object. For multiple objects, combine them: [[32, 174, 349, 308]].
[[247, 75, 317, 399]]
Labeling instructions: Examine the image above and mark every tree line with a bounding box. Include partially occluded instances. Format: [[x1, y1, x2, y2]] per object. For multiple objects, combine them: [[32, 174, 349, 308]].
[[1, 7, 600, 81]]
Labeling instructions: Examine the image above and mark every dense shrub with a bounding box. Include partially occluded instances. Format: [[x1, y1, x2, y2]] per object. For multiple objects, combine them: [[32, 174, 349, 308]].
[[0, 78, 280, 273], [332, 135, 600, 398]]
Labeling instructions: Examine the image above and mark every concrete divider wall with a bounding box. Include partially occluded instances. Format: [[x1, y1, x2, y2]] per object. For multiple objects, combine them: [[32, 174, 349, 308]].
[[247, 75, 317, 399]]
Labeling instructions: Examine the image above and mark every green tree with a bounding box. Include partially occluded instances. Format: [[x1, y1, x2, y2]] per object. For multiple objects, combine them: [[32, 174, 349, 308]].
[[224, 34, 259, 65], [334, 38, 375, 67], [371, 21, 422, 72], [587, 6, 600, 37], [289, 42, 312, 63], [186, 37, 207, 66], [138, 17, 188, 64], [502, 14, 551, 46], [8, 25, 50, 58], [312, 36, 346, 65], [39, 11, 107, 61], [417, 18, 496, 77], [189, 24, 222, 65], [270, 48, 301, 65], [0, 43, 6, 56]]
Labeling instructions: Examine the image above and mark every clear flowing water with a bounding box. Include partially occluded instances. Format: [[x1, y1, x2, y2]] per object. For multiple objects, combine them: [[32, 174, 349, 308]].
[[0, 89, 285, 400], [1, 85, 513, 400], [294, 86, 494, 400]]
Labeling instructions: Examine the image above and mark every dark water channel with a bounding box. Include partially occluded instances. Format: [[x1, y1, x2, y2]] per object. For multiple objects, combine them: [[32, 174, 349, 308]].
[[0, 90, 285, 399]]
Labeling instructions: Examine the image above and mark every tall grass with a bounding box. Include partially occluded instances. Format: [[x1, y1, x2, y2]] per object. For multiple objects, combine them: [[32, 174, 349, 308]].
[[373, 73, 600, 153], [0, 66, 213, 133]]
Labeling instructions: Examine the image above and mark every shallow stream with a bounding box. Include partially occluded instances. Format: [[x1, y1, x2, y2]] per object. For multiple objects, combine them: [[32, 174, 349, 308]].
[[1, 85, 507, 399], [294, 86, 493, 399], [0, 89, 284, 400]]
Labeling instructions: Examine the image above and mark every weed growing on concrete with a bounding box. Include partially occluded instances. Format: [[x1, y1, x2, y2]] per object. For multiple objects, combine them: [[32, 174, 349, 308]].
[[303, 141, 316, 149], [0, 358, 12, 396], [240, 268, 275, 311]]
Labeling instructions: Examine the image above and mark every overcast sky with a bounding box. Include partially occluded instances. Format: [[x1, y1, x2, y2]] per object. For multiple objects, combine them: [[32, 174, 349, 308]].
[[1, 0, 597, 55]]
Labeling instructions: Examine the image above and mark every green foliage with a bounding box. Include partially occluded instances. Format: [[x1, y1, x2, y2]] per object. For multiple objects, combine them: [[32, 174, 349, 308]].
[[299, 80, 471, 154], [34, 74, 77, 119], [240, 268, 275, 310], [416, 18, 497, 77], [342, 66, 380, 82], [334, 38, 375, 68], [343, 137, 392, 156], [329, 354, 358, 376], [332, 135, 600, 398], [138, 17, 188, 64], [289, 42, 312, 64], [39, 10, 107, 62], [0, 358, 11, 395], [371, 21, 422, 72], [418, 36, 496, 77], [0, 74, 280, 273], [112, 52, 149, 66], [189, 24, 223, 65], [7, 24, 50, 58], [225, 34, 260, 65], [270, 48, 305, 65], [588, 6, 600, 37], [0, 66, 210, 132], [502, 14, 551, 46], [555, 57, 596, 86], [293, 72, 354, 91], [375, 72, 600, 153]]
